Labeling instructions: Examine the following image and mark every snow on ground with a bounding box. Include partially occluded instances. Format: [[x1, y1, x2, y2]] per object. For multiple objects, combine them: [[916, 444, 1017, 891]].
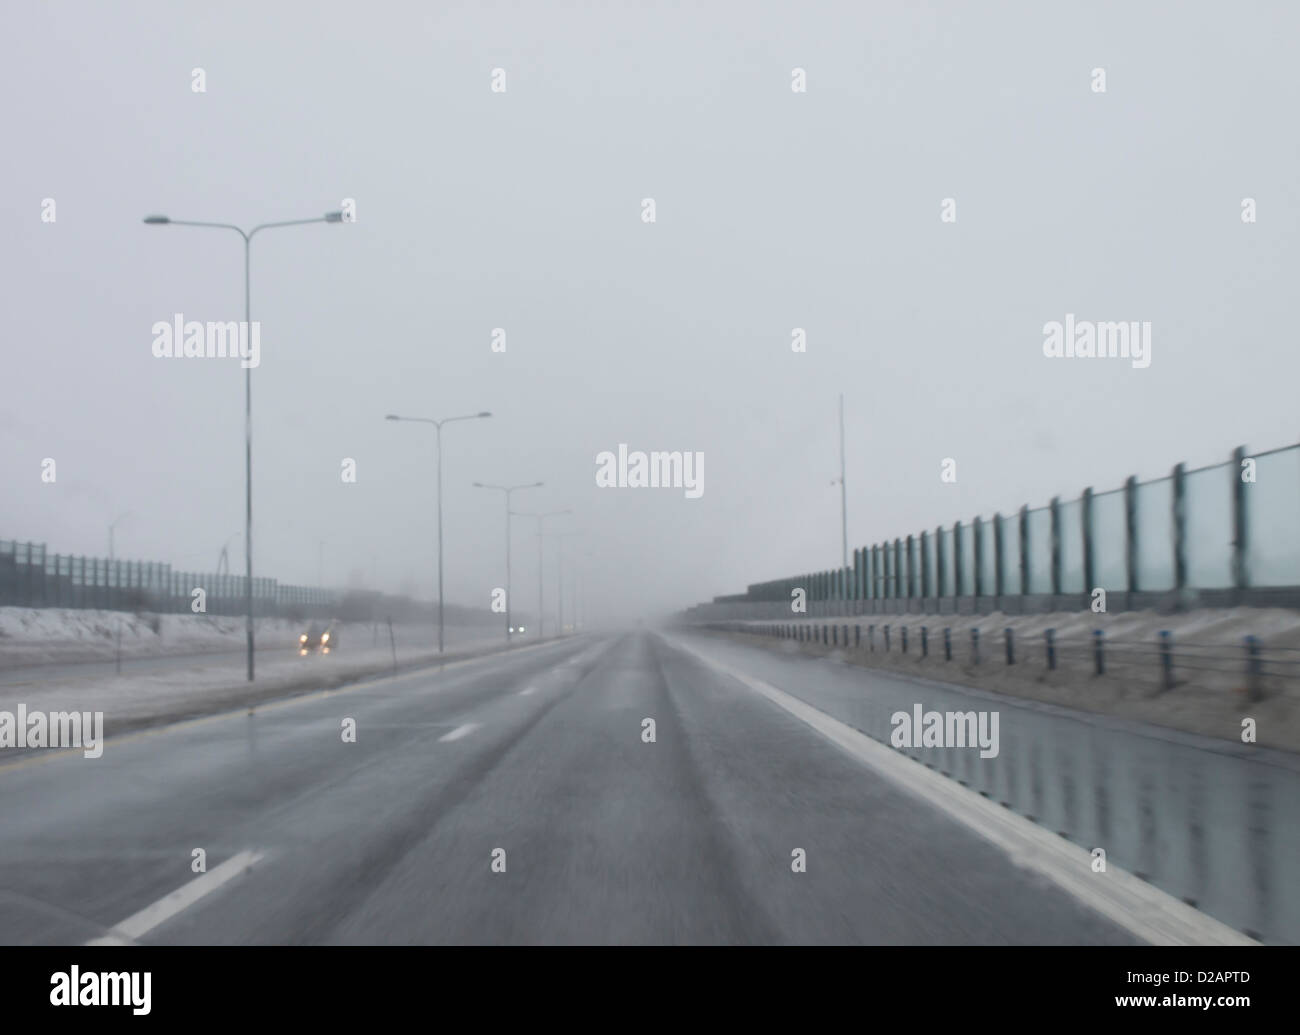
[[0, 607, 517, 736], [0, 607, 496, 668], [0, 635, 519, 736]]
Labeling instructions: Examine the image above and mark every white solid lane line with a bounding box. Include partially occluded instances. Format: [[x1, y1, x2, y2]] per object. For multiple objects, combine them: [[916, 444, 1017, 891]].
[[438, 723, 480, 742], [664, 634, 1257, 948], [86, 850, 265, 946]]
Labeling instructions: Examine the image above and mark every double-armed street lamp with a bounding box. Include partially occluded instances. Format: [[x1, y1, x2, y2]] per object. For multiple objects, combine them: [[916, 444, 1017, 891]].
[[473, 481, 543, 642], [554, 530, 582, 635], [386, 412, 492, 652], [511, 509, 572, 639], [143, 209, 347, 681], [108, 512, 133, 563]]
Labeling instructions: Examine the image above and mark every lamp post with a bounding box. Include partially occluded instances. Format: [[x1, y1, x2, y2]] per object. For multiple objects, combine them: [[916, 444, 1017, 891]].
[[216, 531, 242, 576], [830, 393, 848, 570], [386, 412, 492, 652], [107, 512, 132, 675], [143, 209, 346, 680], [555, 531, 581, 635], [512, 509, 571, 639], [473, 481, 543, 642], [108, 512, 132, 562]]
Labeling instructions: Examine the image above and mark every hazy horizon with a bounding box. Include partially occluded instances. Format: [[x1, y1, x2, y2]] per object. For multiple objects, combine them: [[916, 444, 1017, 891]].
[[5, 0, 1299, 626]]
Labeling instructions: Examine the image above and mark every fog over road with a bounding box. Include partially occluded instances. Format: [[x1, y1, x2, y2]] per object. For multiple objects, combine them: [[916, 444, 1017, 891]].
[[0, 630, 1190, 945]]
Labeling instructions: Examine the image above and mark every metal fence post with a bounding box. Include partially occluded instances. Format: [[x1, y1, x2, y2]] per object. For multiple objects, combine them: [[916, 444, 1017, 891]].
[[1172, 463, 1187, 597], [853, 547, 862, 607], [1159, 630, 1174, 691], [1244, 634, 1263, 701], [973, 516, 984, 598], [906, 534, 916, 601], [1124, 474, 1139, 598], [1045, 628, 1056, 670], [894, 538, 903, 600], [1018, 507, 1030, 597], [935, 527, 946, 599], [954, 520, 964, 597], [1049, 496, 1062, 598], [920, 530, 930, 599], [1232, 445, 1248, 598], [1081, 486, 1095, 599], [993, 512, 1005, 599]]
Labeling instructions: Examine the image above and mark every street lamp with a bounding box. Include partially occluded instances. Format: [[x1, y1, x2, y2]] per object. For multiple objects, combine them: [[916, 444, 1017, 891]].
[[107, 511, 133, 677], [555, 531, 582, 635], [511, 509, 571, 639], [832, 393, 848, 570], [143, 208, 346, 681], [216, 530, 242, 575], [473, 481, 543, 642], [386, 411, 492, 652], [108, 512, 133, 562]]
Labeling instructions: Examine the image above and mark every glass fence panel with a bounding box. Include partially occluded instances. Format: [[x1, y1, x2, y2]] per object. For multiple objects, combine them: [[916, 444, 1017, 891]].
[[1026, 508, 1052, 593], [1092, 489, 1127, 591], [1184, 464, 1233, 588], [999, 515, 1021, 593], [978, 520, 997, 595], [938, 529, 953, 596], [1059, 498, 1084, 593], [1135, 477, 1174, 591], [924, 533, 937, 595], [1249, 447, 1300, 586], [959, 522, 975, 595]]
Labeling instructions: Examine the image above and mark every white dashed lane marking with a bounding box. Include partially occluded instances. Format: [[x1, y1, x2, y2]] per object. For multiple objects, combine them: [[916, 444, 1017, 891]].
[[86, 850, 264, 945]]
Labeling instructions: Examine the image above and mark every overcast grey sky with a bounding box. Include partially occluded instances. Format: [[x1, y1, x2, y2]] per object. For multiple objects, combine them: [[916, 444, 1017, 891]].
[[4, 1, 1299, 625]]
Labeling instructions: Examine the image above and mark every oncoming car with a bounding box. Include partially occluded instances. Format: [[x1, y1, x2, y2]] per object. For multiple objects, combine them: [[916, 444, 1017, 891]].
[[298, 621, 340, 655]]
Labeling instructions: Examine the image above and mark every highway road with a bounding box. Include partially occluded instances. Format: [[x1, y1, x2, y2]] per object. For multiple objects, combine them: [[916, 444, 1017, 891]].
[[0, 630, 1269, 945]]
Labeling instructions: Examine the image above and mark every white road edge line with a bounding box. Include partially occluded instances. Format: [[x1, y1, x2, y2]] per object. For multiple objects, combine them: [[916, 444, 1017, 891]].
[[664, 634, 1257, 947], [85, 849, 265, 946], [439, 722, 480, 742]]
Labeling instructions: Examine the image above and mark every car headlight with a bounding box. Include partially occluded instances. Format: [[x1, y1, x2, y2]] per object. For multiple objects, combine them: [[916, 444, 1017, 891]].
[[299, 634, 308, 643], [321, 633, 330, 644]]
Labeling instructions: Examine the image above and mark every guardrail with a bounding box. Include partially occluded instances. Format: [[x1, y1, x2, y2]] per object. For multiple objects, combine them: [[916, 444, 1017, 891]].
[[702, 619, 1300, 700]]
